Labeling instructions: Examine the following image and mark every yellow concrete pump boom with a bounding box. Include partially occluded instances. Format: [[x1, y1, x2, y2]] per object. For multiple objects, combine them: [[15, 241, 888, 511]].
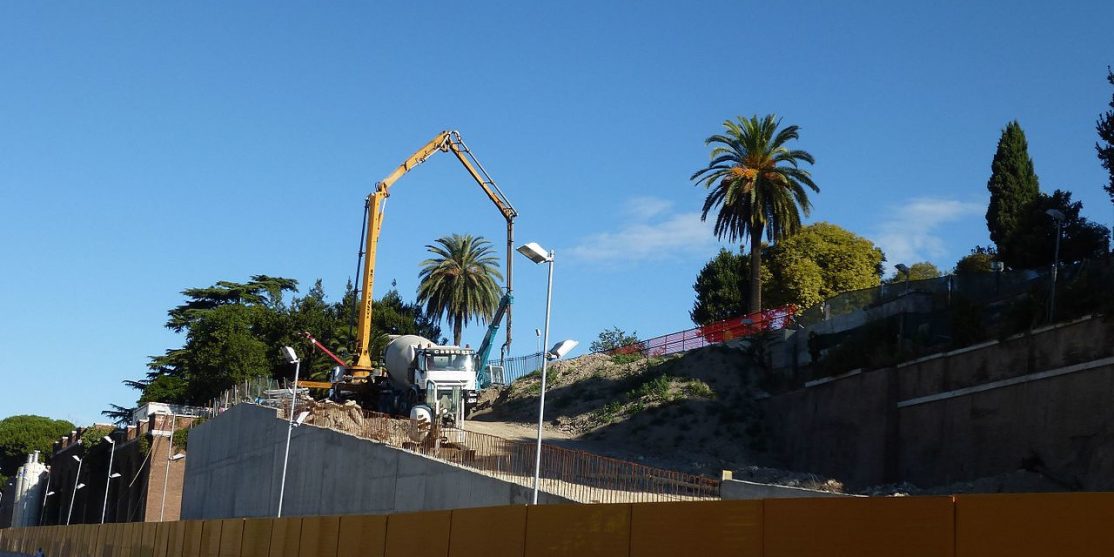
[[349, 130, 518, 379]]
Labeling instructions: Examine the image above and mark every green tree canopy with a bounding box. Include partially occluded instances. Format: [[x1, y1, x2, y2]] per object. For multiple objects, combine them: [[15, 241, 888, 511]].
[[1097, 67, 1114, 205], [692, 114, 819, 311], [887, 261, 943, 283], [764, 222, 885, 309], [417, 234, 504, 346], [0, 415, 75, 482], [954, 246, 998, 275], [986, 121, 1041, 267]]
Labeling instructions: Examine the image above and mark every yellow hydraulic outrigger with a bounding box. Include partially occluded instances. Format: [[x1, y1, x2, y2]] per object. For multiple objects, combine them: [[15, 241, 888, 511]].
[[347, 130, 518, 380]]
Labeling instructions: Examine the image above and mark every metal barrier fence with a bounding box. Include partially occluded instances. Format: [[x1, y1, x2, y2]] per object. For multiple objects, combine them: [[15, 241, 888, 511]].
[[9, 493, 1114, 557], [292, 403, 721, 504], [491, 352, 546, 385], [608, 305, 798, 358]]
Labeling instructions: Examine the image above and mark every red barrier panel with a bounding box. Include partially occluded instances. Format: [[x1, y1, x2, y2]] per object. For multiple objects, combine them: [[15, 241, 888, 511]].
[[608, 306, 797, 358]]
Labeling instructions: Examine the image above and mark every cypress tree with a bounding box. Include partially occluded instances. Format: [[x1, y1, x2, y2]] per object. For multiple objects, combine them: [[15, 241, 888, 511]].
[[1097, 67, 1114, 205], [986, 121, 1040, 267]]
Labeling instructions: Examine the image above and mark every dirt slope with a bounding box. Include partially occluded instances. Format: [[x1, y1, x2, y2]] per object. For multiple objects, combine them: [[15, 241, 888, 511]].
[[471, 344, 842, 490]]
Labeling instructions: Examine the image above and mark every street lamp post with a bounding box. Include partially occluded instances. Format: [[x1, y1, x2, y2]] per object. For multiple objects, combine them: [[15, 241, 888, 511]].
[[39, 471, 53, 526], [517, 242, 578, 504], [517, 243, 554, 505], [1046, 208, 1065, 322], [277, 346, 301, 518], [66, 455, 84, 525], [100, 436, 120, 524]]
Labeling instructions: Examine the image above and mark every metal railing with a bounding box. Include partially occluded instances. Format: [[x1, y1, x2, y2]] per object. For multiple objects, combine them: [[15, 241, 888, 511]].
[[606, 305, 798, 358], [794, 267, 1057, 328], [287, 403, 720, 504], [491, 352, 546, 385]]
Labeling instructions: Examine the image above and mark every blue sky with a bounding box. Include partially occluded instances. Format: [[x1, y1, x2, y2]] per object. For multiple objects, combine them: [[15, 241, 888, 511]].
[[1, 1, 1112, 425]]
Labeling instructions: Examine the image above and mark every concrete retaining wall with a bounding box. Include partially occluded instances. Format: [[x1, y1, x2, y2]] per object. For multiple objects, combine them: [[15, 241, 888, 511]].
[[181, 404, 571, 519], [763, 316, 1114, 489], [720, 478, 852, 499]]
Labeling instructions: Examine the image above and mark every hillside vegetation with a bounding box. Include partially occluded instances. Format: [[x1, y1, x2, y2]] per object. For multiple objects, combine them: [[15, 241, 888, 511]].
[[473, 343, 831, 486]]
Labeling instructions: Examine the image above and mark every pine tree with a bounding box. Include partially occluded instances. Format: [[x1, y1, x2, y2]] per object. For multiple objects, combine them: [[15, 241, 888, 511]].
[[1097, 67, 1114, 205], [986, 121, 1040, 267]]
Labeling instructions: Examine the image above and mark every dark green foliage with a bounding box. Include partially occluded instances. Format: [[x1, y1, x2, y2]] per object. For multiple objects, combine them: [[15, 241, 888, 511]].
[[368, 287, 444, 357], [1097, 67, 1114, 205], [0, 415, 75, 481], [950, 297, 987, 346], [589, 326, 640, 353], [171, 417, 206, 451], [100, 404, 134, 426], [692, 114, 819, 311], [78, 426, 114, 451], [129, 276, 440, 406], [812, 317, 906, 378], [137, 375, 189, 405], [690, 249, 752, 325], [1005, 190, 1110, 269], [417, 234, 504, 346], [986, 121, 1041, 267], [954, 246, 998, 275]]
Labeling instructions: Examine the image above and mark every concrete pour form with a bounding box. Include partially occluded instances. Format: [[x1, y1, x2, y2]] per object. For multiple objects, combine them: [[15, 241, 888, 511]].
[[180, 404, 572, 519]]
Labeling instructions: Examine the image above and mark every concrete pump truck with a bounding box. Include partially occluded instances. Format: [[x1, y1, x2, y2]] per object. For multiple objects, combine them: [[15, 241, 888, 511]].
[[299, 131, 517, 426]]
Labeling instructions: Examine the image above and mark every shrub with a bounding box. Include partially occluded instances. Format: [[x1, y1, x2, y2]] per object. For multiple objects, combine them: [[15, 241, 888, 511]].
[[610, 353, 644, 365], [590, 326, 640, 353], [682, 380, 714, 398]]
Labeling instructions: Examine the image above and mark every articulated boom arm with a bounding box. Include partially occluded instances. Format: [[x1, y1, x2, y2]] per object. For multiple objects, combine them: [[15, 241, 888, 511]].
[[350, 131, 518, 378], [473, 293, 512, 388]]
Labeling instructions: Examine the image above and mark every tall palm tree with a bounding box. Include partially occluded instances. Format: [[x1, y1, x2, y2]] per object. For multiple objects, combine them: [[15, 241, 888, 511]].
[[691, 115, 819, 312], [417, 234, 503, 346]]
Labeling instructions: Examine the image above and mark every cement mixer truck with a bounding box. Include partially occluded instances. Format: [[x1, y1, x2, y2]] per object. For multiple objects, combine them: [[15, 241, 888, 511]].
[[383, 334, 479, 425]]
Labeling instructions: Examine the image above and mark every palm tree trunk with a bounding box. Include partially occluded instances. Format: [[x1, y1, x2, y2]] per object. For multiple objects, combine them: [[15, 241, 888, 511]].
[[749, 226, 762, 312], [453, 314, 464, 346]]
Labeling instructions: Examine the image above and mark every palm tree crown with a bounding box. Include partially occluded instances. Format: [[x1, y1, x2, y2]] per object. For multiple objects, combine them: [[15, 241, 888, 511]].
[[417, 234, 503, 346], [691, 114, 819, 311]]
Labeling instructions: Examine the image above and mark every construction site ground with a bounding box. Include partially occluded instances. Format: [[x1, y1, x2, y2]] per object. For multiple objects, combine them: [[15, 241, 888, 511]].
[[469, 345, 1068, 496]]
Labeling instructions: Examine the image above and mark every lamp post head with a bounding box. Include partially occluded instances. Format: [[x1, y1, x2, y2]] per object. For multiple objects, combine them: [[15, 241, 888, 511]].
[[547, 339, 579, 360], [1045, 208, 1065, 222], [281, 346, 299, 364], [169, 453, 186, 461], [103, 436, 114, 444], [72, 455, 81, 463], [109, 473, 121, 479], [76, 483, 85, 490], [516, 242, 552, 264]]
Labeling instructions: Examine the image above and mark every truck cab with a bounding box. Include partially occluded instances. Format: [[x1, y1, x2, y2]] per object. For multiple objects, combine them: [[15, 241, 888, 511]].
[[414, 346, 479, 425]]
